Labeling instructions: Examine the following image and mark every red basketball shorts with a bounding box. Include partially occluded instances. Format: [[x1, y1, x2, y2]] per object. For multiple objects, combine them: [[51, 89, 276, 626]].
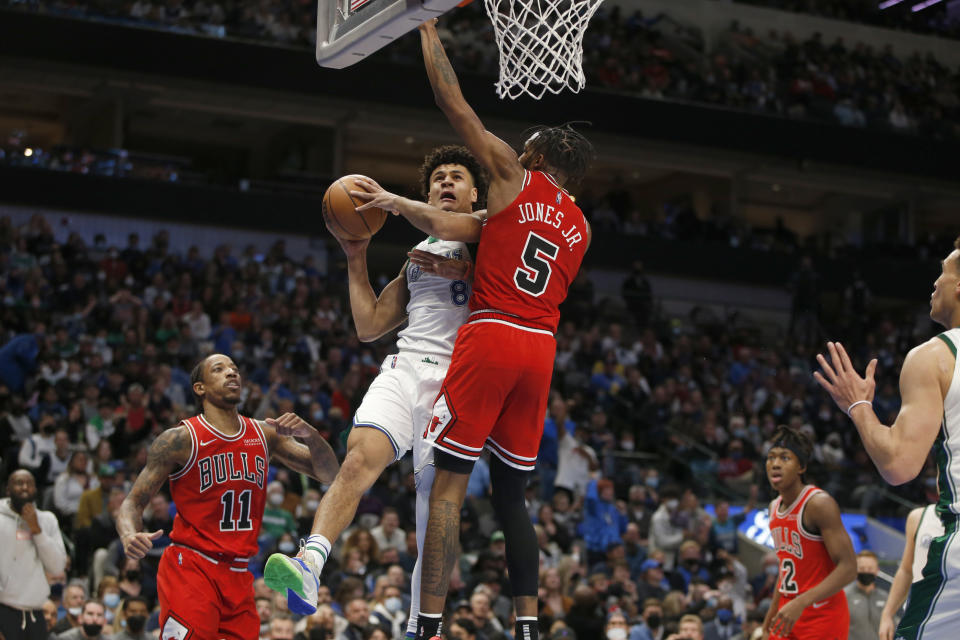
[[423, 320, 556, 471], [158, 545, 258, 640], [772, 594, 849, 640]]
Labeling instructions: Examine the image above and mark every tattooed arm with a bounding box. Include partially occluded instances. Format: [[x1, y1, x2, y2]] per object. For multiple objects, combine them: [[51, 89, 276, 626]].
[[116, 426, 191, 559], [418, 20, 523, 185], [262, 413, 340, 484]]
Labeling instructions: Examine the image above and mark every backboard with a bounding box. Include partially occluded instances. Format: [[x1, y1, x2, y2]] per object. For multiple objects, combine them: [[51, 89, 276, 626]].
[[316, 0, 464, 69]]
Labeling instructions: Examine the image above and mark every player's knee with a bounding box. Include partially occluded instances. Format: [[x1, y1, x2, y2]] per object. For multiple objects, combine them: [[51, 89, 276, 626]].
[[337, 447, 382, 489]]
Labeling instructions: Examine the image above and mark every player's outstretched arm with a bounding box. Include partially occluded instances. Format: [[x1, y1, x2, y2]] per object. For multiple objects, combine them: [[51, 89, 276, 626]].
[[768, 492, 856, 638], [263, 413, 339, 484], [814, 339, 946, 484], [879, 506, 922, 640], [418, 20, 523, 185], [116, 426, 191, 559], [351, 177, 482, 242], [337, 234, 410, 342]]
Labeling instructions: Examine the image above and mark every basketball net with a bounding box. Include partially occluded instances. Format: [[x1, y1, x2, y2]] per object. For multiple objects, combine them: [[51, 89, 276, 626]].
[[482, 0, 605, 100]]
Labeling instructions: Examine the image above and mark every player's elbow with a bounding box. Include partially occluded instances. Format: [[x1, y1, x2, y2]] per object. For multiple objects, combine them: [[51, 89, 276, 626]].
[[882, 460, 923, 486]]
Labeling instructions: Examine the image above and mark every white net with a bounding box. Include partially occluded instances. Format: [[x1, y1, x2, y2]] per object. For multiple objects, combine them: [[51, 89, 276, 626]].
[[482, 0, 605, 100]]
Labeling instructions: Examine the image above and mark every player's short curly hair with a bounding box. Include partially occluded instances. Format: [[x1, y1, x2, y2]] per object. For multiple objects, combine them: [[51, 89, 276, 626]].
[[419, 145, 488, 210], [522, 122, 595, 189]]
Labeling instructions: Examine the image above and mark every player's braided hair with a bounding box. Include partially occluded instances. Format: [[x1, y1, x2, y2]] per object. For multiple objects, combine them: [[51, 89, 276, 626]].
[[190, 356, 209, 400], [522, 122, 595, 189], [419, 145, 488, 210]]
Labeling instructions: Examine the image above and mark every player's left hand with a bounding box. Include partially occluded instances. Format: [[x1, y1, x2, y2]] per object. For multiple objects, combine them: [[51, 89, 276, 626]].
[[768, 597, 805, 639], [267, 413, 316, 439], [350, 177, 403, 214], [408, 249, 470, 280], [813, 341, 877, 416]]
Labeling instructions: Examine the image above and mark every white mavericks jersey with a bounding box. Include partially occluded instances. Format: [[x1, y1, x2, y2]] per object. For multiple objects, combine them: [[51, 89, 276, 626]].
[[913, 504, 945, 582], [934, 328, 960, 520], [396, 237, 471, 357]]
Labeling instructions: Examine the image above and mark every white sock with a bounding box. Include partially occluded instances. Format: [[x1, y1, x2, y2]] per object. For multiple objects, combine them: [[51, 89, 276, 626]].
[[303, 534, 331, 575]]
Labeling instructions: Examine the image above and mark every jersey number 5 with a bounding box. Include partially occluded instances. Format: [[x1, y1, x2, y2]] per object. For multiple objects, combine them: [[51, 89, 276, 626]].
[[779, 558, 799, 594], [515, 232, 559, 297], [219, 489, 253, 531]]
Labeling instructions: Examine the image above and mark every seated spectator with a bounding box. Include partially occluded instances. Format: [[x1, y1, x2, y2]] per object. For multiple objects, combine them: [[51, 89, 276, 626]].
[[269, 614, 296, 640], [75, 465, 117, 530], [339, 597, 369, 640], [370, 507, 405, 554], [540, 567, 573, 619], [636, 558, 669, 604], [112, 595, 150, 639], [605, 610, 630, 640], [53, 450, 93, 528], [57, 599, 109, 640], [53, 582, 87, 634], [667, 614, 703, 640], [629, 598, 665, 640]]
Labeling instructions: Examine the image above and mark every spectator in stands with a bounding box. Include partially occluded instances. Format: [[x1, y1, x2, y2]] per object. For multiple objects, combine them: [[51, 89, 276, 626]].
[[0, 469, 68, 640], [844, 550, 887, 640], [339, 597, 369, 640], [447, 617, 478, 640], [649, 486, 684, 568], [370, 507, 405, 553], [111, 595, 150, 639], [565, 585, 604, 640], [708, 486, 757, 554], [56, 600, 109, 640], [749, 553, 779, 606], [583, 478, 628, 566], [622, 261, 653, 328], [540, 567, 572, 619], [74, 464, 116, 529], [53, 450, 93, 529], [53, 582, 87, 634], [369, 583, 405, 638], [268, 615, 296, 640], [605, 610, 630, 640], [629, 598, 665, 640], [667, 614, 703, 640], [636, 558, 669, 604], [540, 392, 573, 501], [555, 421, 598, 501]]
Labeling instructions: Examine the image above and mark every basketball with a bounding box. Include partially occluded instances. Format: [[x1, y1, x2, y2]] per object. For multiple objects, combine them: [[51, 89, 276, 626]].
[[322, 174, 387, 240]]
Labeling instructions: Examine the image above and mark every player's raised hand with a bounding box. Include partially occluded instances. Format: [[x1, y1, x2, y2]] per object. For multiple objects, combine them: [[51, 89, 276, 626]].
[[122, 530, 163, 560], [408, 249, 470, 280], [333, 233, 370, 258], [267, 413, 316, 439], [350, 177, 402, 214], [813, 341, 877, 416]]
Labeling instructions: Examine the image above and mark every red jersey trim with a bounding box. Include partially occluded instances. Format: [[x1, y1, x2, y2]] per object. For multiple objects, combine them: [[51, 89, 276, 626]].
[[775, 485, 815, 517], [168, 420, 198, 481], [247, 417, 270, 463], [198, 413, 245, 441]]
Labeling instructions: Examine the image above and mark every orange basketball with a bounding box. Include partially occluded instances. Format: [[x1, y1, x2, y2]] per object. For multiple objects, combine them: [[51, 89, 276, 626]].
[[322, 174, 387, 240]]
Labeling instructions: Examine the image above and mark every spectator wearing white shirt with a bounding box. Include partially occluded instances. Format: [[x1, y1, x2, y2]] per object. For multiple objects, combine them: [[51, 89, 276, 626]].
[[53, 450, 95, 524], [370, 507, 406, 554], [554, 422, 598, 500]]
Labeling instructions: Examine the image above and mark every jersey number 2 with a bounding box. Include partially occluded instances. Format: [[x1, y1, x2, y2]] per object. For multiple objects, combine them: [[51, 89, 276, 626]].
[[780, 558, 799, 594], [515, 232, 559, 297], [219, 489, 253, 531]]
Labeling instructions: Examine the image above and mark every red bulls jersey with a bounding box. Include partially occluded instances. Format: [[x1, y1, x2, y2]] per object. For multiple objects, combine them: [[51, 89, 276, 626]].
[[470, 171, 588, 333], [168, 414, 268, 558], [769, 485, 845, 606]]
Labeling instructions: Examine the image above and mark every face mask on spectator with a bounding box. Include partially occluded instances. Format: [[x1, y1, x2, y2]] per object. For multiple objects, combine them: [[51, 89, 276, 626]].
[[620, 439, 634, 451], [126, 615, 146, 633], [665, 499, 678, 510], [606, 629, 627, 640], [716, 609, 733, 625], [645, 614, 661, 629], [82, 623, 103, 637], [857, 573, 876, 586], [125, 570, 141, 582], [645, 476, 659, 489], [103, 593, 120, 609], [305, 499, 319, 512], [385, 597, 402, 613], [269, 493, 284, 506], [68, 607, 82, 618], [278, 541, 296, 554], [312, 410, 324, 422], [765, 565, 778, 576]]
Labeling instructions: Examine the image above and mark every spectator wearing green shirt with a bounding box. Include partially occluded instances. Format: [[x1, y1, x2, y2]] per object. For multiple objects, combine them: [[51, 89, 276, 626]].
[[261, 481, 297, 540]]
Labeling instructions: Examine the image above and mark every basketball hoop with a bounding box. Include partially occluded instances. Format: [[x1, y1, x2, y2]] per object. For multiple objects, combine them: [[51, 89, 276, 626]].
[[483, 0, 605, 100]]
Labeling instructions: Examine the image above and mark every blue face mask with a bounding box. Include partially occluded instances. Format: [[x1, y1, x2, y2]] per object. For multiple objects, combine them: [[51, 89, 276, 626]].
[[645, 477, 659, 489], [104, 592, 120, 609], [716, 608, 733, 624]]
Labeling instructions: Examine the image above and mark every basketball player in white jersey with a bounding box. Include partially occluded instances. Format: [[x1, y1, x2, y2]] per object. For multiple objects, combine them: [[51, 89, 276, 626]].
[[813, 235, 960, 640], [879, 504, 944, 640], [265, 146, 487, 638]]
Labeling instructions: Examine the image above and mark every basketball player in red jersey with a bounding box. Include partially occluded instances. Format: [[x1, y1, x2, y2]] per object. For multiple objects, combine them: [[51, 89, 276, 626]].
[[350, 19, 593, 640], [762, 425, 856, 640], [115, 354, 339, 640]]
